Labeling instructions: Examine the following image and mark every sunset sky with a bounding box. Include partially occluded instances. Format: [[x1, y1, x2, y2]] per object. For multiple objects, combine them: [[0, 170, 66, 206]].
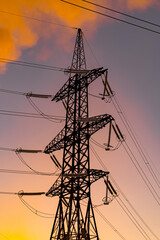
[[0, 0, 160, 239]]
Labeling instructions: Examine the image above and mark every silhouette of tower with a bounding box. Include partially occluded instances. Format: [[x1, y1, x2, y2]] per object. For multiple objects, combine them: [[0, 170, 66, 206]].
[[44, 28, 113, 240]]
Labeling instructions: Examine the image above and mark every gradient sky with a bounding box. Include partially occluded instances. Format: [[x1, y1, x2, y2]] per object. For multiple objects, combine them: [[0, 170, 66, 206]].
[[0, 1, 160, 240]]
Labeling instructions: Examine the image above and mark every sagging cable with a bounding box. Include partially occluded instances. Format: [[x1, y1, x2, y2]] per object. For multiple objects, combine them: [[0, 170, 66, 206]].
[[18, 191, 55, 218]]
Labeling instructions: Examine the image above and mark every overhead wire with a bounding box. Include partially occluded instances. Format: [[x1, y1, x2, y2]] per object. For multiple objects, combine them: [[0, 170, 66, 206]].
[[81, 200, 127, 240], [115, 198, 152, 240], [26, 97, 62, 123], [81, 0, 160, 28], [0, 88, 27, 96], [0, 147, 15, 152], [0, 58, 66, 71], [90, 145, 160, 240], [0, 109, 65, 121], [0, 168, 59, 176], [0, 147, 60, 176], [122, 142, 160, 205], [94, 208, 127, 240], [111, 96, 160, 188], [83, 32, 160, 200], [0, 88, 65, 123], [18, 193, 55, 219], [0, 191, 54, 218], [15, 152, 60, 176], [83, 34, 160, 238], [0, 9, 77, 30], [60, 0, 160, 35]]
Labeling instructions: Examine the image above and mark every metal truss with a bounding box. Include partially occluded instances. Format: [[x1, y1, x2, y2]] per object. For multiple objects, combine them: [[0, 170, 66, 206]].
[[45, 28, 113, 240]]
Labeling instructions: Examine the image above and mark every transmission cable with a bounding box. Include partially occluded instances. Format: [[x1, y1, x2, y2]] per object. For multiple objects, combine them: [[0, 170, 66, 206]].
[[0, 58, 66, 71], [26, 97, 61, 123], [18, 192, 55, 219], [15, 152, 60, 176], [111, 96, 160, 188], [0, 10, 77, 30], [84, 32, 160, 193], [0, 88, 27, 96], [60, 0, 160, 35], [116, 198, 152, 240], [90, 145, 160, 240], [84, 33, 160, 240], [0, 109, 65, 121], [82, 200, 127, 240], [122, 142, 160, 205], [0, 168, 59, 176], [95, 208, 127, 240], [0, 191, 54, 218], [81, 0, 160, 28], [0, 88, 64, 123]]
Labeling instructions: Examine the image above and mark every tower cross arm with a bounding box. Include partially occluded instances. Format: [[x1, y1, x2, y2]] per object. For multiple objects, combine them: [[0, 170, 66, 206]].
[[44, 127, 66, 153], [46, 169, 109, 198], [80, 113, 114, 137], [44, 114, 114, 154], [52, 67, 107, 102]]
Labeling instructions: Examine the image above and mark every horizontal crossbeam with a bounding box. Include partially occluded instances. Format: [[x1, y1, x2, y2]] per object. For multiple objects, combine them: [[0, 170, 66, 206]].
[[46, 169, 109, 198], [44, 113, 114, 153], [52, 68, 107, 102]]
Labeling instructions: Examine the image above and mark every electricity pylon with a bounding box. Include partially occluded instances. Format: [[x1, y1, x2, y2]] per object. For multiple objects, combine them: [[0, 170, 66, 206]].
[[44, 28, 114, 240]]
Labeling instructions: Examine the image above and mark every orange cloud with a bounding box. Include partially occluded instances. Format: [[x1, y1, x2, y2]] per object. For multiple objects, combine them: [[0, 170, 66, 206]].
[[0, 0, 98, 73], [0, 0, 159, 73]]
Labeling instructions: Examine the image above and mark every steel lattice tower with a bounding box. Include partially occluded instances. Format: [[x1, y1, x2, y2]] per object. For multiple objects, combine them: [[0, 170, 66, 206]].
[[44, 29, 113, 240]]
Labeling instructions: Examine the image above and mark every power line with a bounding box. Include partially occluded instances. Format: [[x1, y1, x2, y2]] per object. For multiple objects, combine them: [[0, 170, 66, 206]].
[[0, 191, 54, 218], [94, 208, 127, 240], [111, 96, 160, 188], [15, 152, 60, 176], [0, 168, 59, 176], [0, 89, 63, 122], [60, 0, 160, 35], [0, 10, 77, 30], [83, 32, 160, 193], [0, 109, 65, 121], [27, 97, 61, 123], [81, 31, 159, 240], [90, 146, 160, 240], [0, 88, 26, 96], [81, 0, 160, 28], [116, 198, 151, 240], [122, 142, 160, 205], [18, 194, 55, 218], [0, 58, 66, 71]]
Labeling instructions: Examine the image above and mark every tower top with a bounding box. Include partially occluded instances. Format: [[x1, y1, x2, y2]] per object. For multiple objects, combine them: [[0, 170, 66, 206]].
[[70, 28, 86, 70]]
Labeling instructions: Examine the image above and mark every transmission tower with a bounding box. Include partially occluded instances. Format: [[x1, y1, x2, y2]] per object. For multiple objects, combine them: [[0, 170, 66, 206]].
[[44, 28, 114, 240]]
